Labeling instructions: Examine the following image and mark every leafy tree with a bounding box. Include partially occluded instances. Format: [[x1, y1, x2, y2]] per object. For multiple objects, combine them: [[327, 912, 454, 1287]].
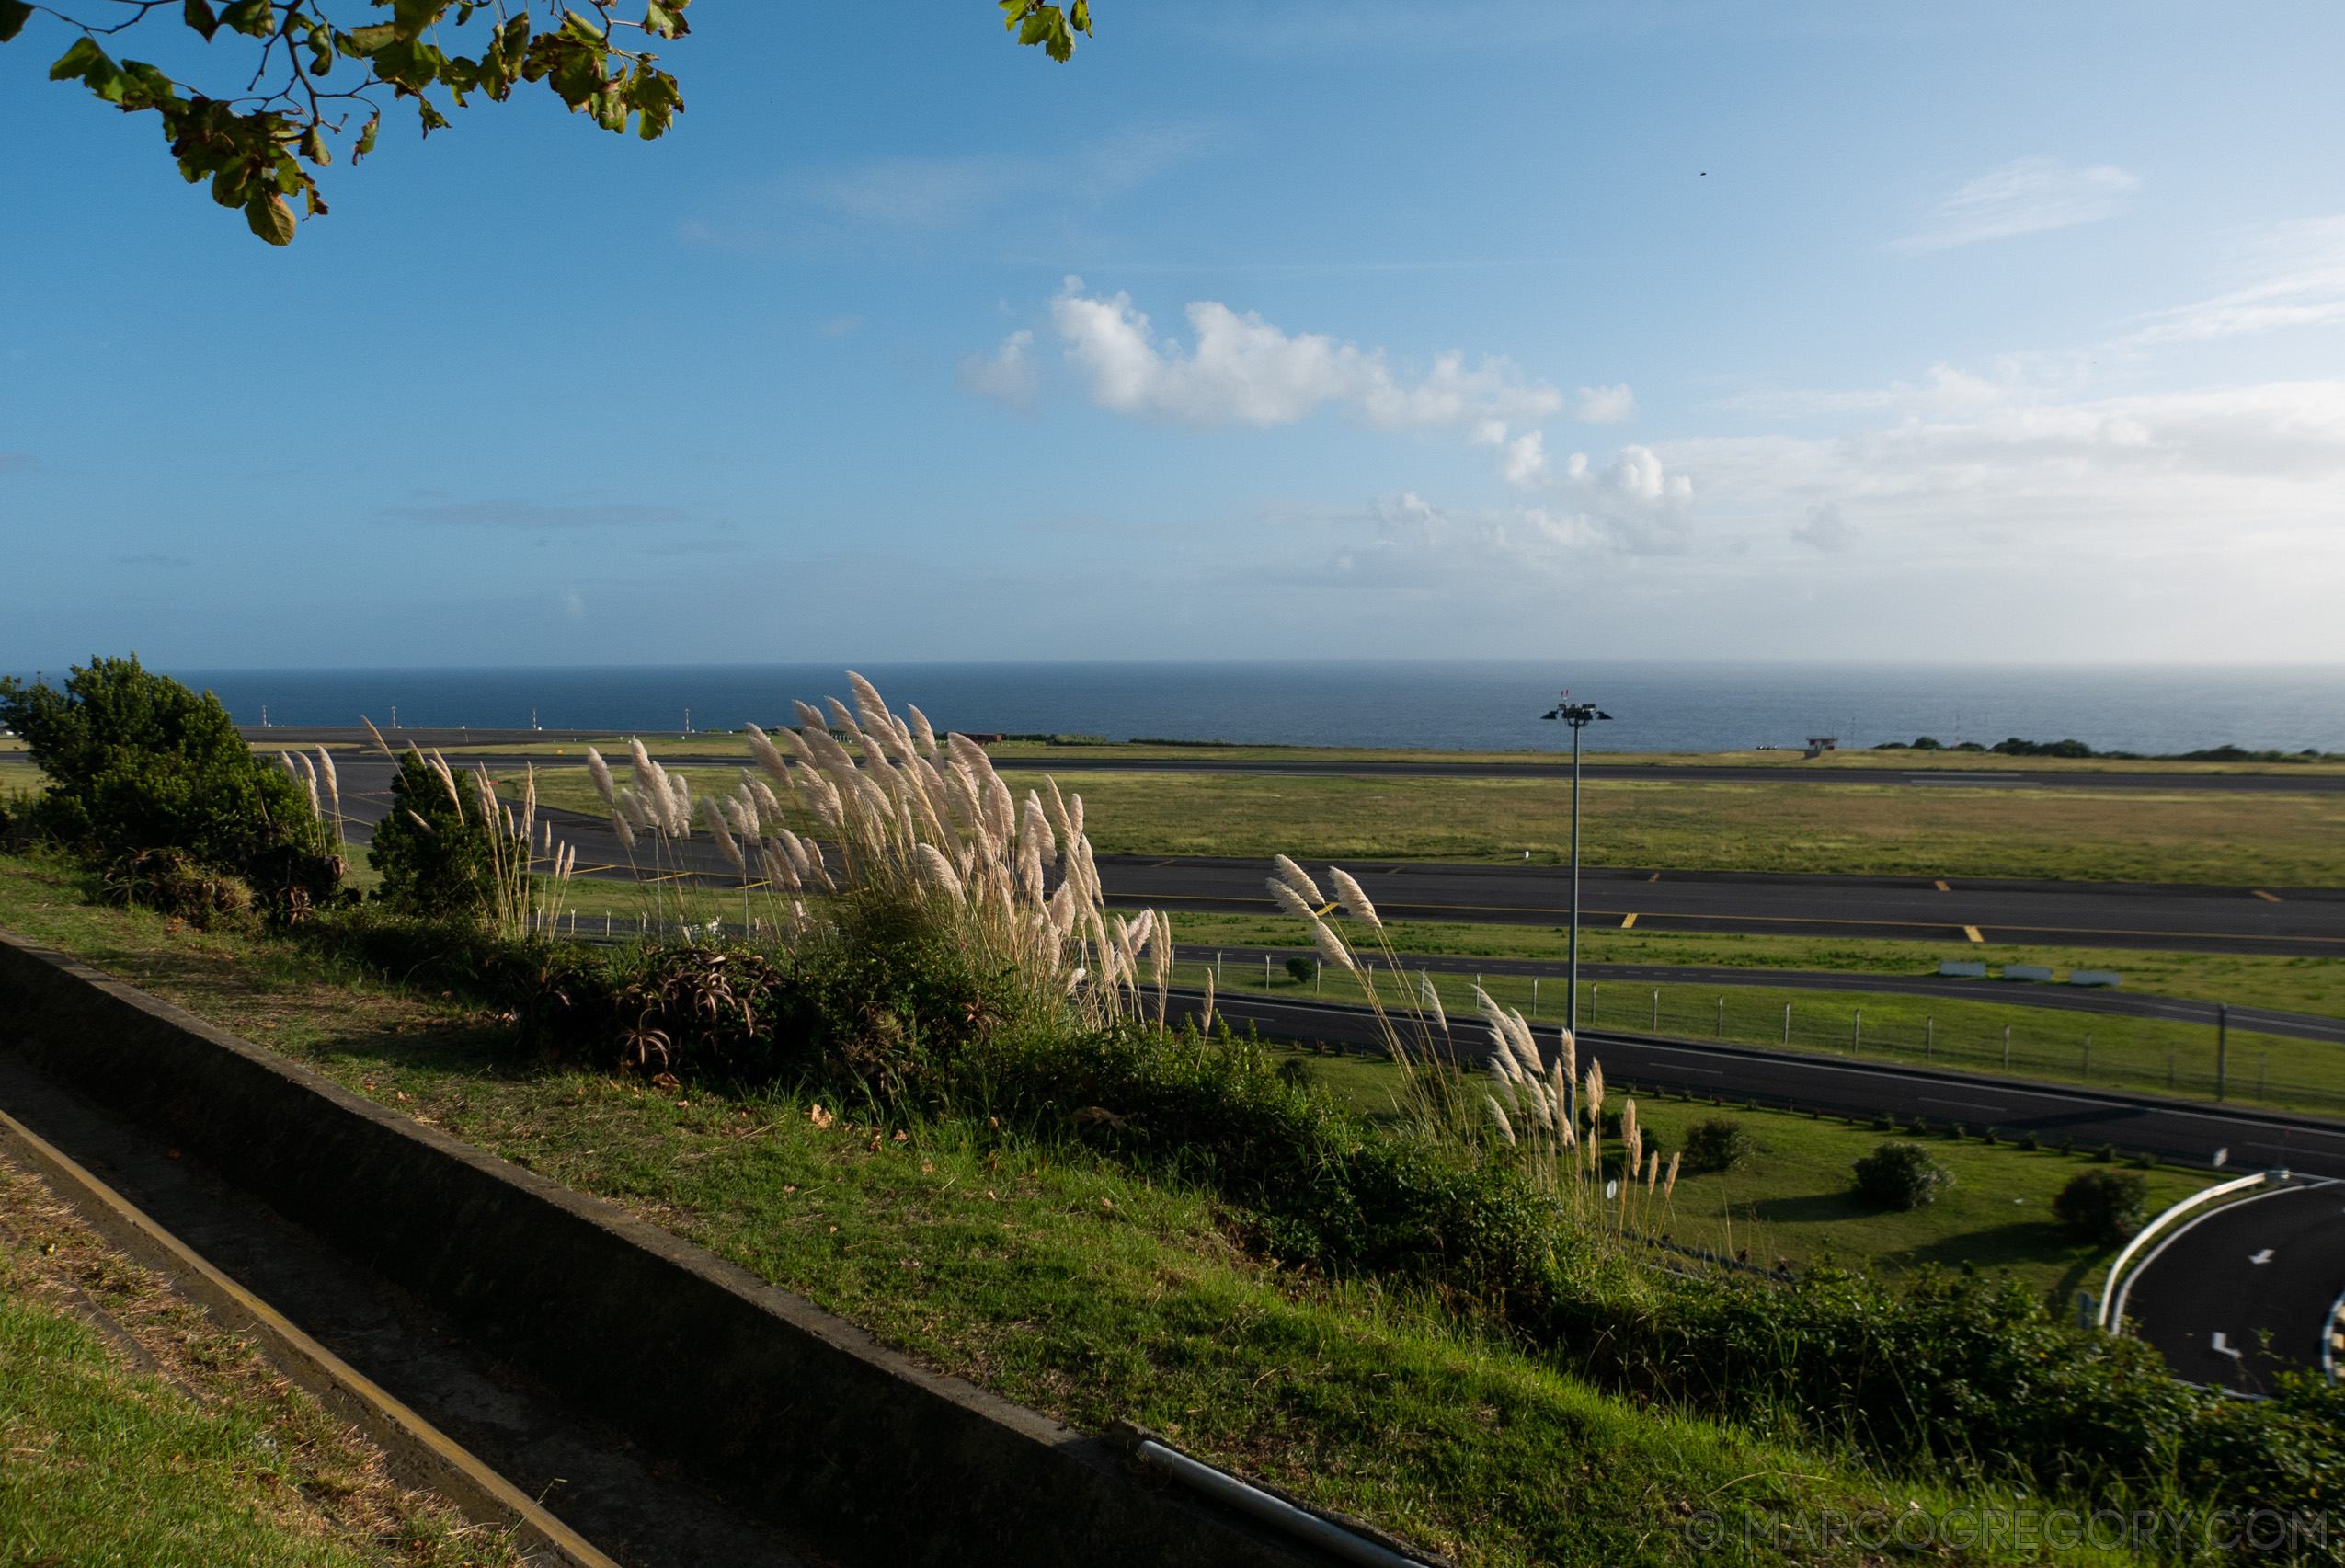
[[2053, 1168, 2148, 1245], [1, 0, 1093, 245], [1682, 1117, 1757, 1172], [0, 655, 337, 898], [1850, 1140, 1954, 1210], [1283, 955, 1317, 986], [366, 748, 512, 921]]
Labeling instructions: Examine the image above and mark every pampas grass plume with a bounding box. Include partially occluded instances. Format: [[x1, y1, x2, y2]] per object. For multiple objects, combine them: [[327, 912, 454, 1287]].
[[1266, 879, 1317, 921], [1328, 866, 1379, 928], [586, 748, 615, 807], [1310, 919, 1356, 973], [1272, 854, 1323, 904]]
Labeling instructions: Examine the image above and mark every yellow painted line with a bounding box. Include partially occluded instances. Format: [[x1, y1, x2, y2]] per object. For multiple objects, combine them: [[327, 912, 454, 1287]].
[[1111, 890, 2344, 945], [1620, 912, 1638, 929], [1647, 872, 1661, 883], [1148, 859, 1176, 867], [2254, 889, 2282, 902], [1935, 879, 1950, 892], [0, 1108, 615, 1568], [1963, 925, 1984, 943], [1315, 901, 1338, 918]]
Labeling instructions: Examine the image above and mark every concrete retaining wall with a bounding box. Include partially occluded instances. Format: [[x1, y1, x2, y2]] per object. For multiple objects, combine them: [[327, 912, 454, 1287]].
[[0, 929, 1327, 1568]]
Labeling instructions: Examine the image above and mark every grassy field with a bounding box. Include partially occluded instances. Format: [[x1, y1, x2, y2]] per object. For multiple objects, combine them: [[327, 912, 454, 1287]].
[[420, 733, 2345, 776], [0, 853, 2135, 1567], [1167, 912, 2345, 1017], [498, 761, 2345, 885], [1287, 1047, 2209, 1301], [0, 1139, 510, 1565]]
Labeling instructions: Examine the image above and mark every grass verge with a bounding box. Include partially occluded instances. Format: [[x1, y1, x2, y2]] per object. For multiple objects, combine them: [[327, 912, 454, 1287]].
[[0, 852, 2128, 1568], [0, 1140, 515, 1566]]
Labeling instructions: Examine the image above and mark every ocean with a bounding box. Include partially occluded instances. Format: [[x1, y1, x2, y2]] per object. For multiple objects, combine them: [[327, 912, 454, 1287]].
[[22, 661, 2329, 756]]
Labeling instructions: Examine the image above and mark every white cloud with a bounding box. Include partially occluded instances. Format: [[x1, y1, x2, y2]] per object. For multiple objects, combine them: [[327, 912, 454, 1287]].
[[1893, 155, 2141, 252], [1042, 277, 1563, 429], [1666, 380, 2345, 561], [2122, 216, 2345, 346], [1575, 383, 1637, 423], [1791, 502, 1856, 552], [783, 122, 1228, 235], [959, 329, 1039, 410]]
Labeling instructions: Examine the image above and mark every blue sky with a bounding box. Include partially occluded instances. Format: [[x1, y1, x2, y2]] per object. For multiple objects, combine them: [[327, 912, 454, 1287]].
[[4, 1, 2342, 668]]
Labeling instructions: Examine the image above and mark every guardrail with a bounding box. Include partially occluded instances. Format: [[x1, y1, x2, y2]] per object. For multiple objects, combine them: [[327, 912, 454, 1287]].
[[2095, 1171, 2272, 1331]]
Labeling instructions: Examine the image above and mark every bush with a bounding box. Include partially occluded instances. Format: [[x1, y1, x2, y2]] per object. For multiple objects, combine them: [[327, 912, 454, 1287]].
[[1284, 956, 1318, 986], [0, 655, 337, 909], [365, 751, 514, 921], [2053, 1168, 2149, 1246], [1682, 1118, 1757, 1172], [1851, 1141, 1954, 1210], [98, 849, 258, 932]]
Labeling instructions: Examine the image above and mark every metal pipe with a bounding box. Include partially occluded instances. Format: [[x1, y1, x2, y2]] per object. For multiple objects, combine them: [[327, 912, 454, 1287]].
[[1134, 1440, 1427, 1568]]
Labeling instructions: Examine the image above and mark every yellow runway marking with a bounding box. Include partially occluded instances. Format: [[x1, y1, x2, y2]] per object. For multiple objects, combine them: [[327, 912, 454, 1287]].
[[1620, 912, 1638, 928], [2254, 889, 2282, 902], [1934, 879, 1950, 891], [1105, 890, 2341, 945]]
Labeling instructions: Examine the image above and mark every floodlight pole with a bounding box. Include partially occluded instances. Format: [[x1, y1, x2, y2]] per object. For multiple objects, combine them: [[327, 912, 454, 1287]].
[[1540, 698, 1612, 1034]]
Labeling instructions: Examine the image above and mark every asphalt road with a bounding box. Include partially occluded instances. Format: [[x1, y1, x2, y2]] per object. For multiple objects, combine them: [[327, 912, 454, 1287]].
[[2112, 1178, 2345, 1392], [1170, 990, 2345, 1180], [1172, 946, 2345, 1047], [1092, 853, 2345, 959]]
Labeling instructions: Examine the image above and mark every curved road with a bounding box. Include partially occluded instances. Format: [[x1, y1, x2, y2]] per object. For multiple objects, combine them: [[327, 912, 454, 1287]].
[[2115, 1179, 2345, 1391]]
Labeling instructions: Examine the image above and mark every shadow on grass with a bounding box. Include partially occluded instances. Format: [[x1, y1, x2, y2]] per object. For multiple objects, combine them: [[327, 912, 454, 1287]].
[[1893, 1219, 2089, 1276], [1748, 1192, 1873, 1225]]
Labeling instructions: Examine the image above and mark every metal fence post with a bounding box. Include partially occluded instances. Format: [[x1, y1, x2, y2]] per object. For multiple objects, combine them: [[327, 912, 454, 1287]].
[[1926, 1017, 1933, 1061], [1782, 1002, 1790, 1046], [2002, 1024, 2011, 1070], [1651, 989, 1659, 1030], [2083, 1032, 2091, 1082], [1853, 1008, 1861, 1054], [1532, 978, 1539, 1017], [1715, 996, 1724, 1037], [2217, 1002, 2229, 1101]]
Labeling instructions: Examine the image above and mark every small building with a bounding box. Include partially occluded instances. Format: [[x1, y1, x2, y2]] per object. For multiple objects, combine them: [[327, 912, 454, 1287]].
[[1803, 736, 1837, 759]]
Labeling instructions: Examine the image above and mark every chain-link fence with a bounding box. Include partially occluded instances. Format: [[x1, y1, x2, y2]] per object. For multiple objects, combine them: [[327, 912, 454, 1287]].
[[1173, 953, 2338, 1117]]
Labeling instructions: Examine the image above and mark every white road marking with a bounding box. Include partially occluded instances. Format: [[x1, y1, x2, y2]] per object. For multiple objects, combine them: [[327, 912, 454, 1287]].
[[2251, 1249, 2276, 1265], [2213, 1332, 2244, 1360], [1918, 1097, 2008, 1115]]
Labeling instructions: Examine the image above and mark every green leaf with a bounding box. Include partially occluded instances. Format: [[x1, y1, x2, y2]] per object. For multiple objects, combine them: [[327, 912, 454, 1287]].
[[218, 0, 272, 38], [390, 0, 441, 42], [299, 124, 328, 165], [353, 111, 380, 157], [339, 23, 395, 55], [50, 37, 126, 100], [0, 2, 32, 43], [245, 194, 296, 246], [181, 0, 220, 41], [621, 60, 682, 139]]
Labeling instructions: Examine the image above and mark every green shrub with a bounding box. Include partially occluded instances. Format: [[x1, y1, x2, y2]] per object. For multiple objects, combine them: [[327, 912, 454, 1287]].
[[2053, 1168, 2149, 1245], [1284, 956, 1318, 985], [364, 752, 514, 921], [0, 656, 337, 909], [1851, 1141, 1954, 1210], [1682, 1118, 1757, 1172]]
